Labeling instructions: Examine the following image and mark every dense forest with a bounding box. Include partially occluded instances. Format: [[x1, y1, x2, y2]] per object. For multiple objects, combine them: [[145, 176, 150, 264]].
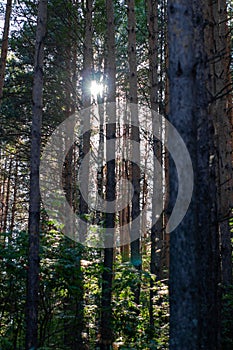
[[0, 0, 233, 349]]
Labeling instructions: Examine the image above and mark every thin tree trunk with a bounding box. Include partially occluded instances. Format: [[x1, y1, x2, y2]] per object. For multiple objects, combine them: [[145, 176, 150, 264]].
[[0, 156, 8, 236], [204, 0, 232, 287], [26, 1, 47, 349], [127, 0, 141, 305], [146, 0, 162, 329], [119, 119, 130, 262], [10, 157, 19, 234], [164, 21, 170, 274], [3, 157, 12, 233], [79, 0, 93, 241], [0, 0, 12, 101], [62, 2, 84, 348], [99, 0, 116, 348], [203, 2, 233, 345]]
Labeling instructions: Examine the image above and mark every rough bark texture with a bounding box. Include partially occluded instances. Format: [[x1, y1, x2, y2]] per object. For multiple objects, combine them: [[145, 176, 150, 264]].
[[168, 2, 199, 347], [99, 0, 116, 348], [0, 0, 12, 101], [26, 1, 47, 349], [168, 0, 220, 349]]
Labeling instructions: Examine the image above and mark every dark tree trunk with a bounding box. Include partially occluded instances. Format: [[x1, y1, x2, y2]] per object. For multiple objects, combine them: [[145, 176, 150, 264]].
[[26, 1, 47, 349], [10, 157, 19, 234], [146, 0, 164, 330], [119, 121, 130, 262], [79, 0, 93, 242], [0, 0, 12, 102], [0, 156, 8, 237], [168, 0, 220, 349], [168, 2, 199, 348], [99, 0, 116, 348], [61, 2, 85, 348], [3, 157, 12, 233], [127, 0, 141, 305], [193, 1, 220, 347], [204, 0, 232, 287]]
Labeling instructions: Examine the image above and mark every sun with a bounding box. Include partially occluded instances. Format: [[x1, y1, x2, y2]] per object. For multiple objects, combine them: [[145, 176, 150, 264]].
[[90, 80, 104, 98]]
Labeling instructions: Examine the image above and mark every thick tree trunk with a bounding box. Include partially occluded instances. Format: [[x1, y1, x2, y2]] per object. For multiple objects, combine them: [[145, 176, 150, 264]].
[[168, 0, 220, 348], [168, 2, 199, 347], [26, 1, 47, 349]]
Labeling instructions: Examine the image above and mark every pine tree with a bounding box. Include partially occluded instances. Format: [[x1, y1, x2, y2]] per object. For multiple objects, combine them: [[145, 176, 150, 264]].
[[168, 0, 220, 348], [26, 1, 47, 349], [99, 1, 116, 347], [0, 0, 12, 102]]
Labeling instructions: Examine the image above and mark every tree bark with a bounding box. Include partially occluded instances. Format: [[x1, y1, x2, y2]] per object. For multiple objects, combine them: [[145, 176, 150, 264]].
[[3, 157, 12, 233], [26, 1, 47, 349], [204, 0, 232, 287], [99, 0, 116, 348], [10, 157, 19, 234], [61, 2, 84, 348], [127, 0, 141, 305], [168, 2, 199, 347], [146, 0, 162, 330], [0, 0, 12, 102], [168, 0, 220, 348]]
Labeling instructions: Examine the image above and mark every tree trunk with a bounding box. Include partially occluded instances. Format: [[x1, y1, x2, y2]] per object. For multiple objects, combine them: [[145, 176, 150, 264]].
[[62, 2, 84, 348], [26, 1, 47, 349], [168, 0, 199, 344], [147, 0, 165, 330], [79, 0, 93, 242], [0, 156, 8, 237], [3, 157, 12, 233], [99, 0, 116, 348], [168, 0, 220, 348], [193, 1, 220, 347], [204, 0, 232, 287], [127, 0, 141, 305], [119, 120, 130, 262], [0, 0, 12, 102], [10, 157, 19, 234]]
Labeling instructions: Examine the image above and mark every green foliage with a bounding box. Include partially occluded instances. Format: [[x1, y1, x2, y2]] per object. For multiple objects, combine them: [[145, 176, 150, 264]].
[[221, 284, 233, 350], [0, 230, 28, 350], [112, 262, 169, 349], [0, 223, 169, 349]]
